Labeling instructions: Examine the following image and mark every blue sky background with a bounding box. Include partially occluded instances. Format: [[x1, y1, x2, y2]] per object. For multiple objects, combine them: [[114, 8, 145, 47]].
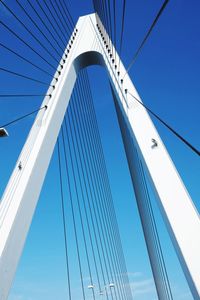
[[0, 1, 199, 299]]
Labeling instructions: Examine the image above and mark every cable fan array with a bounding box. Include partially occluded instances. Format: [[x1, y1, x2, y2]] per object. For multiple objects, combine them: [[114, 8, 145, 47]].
[[92, 0, 126, 75], [92, 0, 199, 157], [113, 94, 173, 300], [0, 0, 77, 199], [0, 0, 75, 102], [57, 70, 133, 300], [0, 1, 133, 298]]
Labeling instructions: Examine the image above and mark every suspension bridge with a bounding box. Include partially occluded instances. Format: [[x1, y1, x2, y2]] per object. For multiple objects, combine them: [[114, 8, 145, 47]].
[[0, 1, 199, 300]]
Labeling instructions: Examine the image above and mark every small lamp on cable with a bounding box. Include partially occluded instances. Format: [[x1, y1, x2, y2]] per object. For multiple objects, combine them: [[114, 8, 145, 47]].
[[88, 284, 95, 289]]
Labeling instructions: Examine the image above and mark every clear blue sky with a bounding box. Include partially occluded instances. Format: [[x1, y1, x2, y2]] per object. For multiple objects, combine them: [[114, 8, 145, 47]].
[[0, 1, 199, 300]]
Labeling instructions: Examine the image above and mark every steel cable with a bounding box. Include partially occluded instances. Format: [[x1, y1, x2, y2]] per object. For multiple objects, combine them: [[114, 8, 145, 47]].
[[0, 67, 54, 87], [1, 1, 62, 66], [0, 42, 57, 79], [66, 108, 96, 300], [83, 72, 134, 299], [127, 91, 200, 157], [42, 0, 69, 43], [68, 95, 103, 296], [16, 0, 64, 59], [26, 0, 65, 52], [70, 92, 115, 300], [123, 0, 169, 78], [35, 0, 67, 47], [78, 73, 127, 300], [57, 139, 72, 300], [0, 106, 47, 128], [61, 125, 86, 300], [0, 20, 57, 71]]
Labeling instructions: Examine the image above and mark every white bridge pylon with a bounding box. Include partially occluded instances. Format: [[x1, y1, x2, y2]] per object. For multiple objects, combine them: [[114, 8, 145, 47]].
[[0, 13, 199, 300]]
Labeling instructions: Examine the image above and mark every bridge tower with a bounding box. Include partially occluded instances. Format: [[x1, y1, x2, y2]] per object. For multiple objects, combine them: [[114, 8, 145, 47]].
[[0, 13, 199, 300]]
